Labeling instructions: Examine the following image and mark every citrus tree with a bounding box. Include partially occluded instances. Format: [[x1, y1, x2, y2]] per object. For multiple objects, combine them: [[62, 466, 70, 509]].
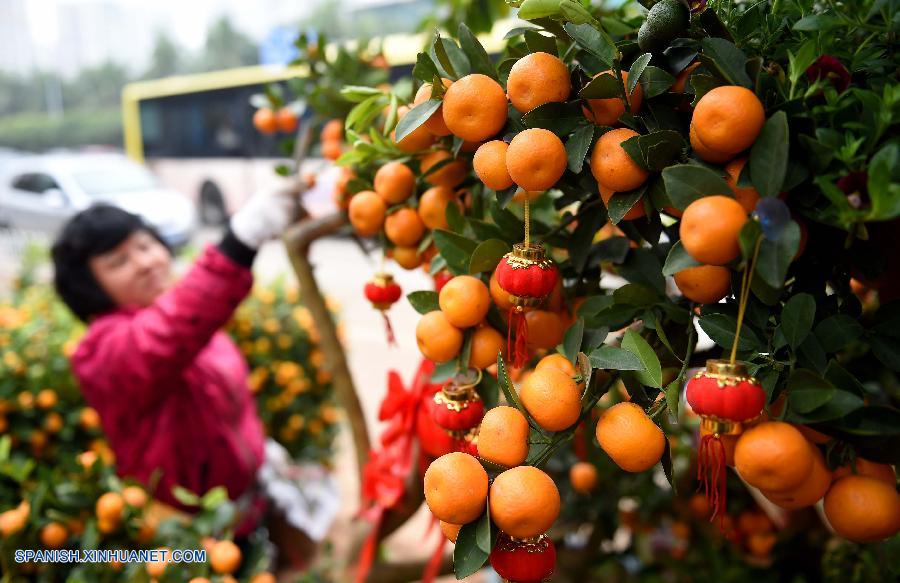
[[332, 0, 899, 579]]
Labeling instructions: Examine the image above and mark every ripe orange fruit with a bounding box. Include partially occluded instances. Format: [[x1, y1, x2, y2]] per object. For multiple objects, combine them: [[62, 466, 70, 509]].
[[252, 108, 277, 134], [478, 405, 529, 467], [583, 70, 643, 125], [469, 325, 505, 369], [275, 108, 299, 133], [189, 579, 211, 583], [671, 62, 701, 94], [506, 52, 571, 113], [439, 521, 462, 543], [692, 86, 765, 156], [595, 402, 665, 472], [40, 522, 68, 549], [520, 367, 582, 431], [688, 493, 711, 520], [414, 78, 453, 136], [321, 119, 343, 141], [599, 184, 645, 221], [392, 246, 422, 270], [746, 532, 777, 558], [393, 105, 436, 152], [442, 74, 508, 142], [348, 190, 387, 237], [96, 492, 124, 523], [590, 128, 649, 192], [416, 311, 464, 363], [535, 353, 577, 377], [734, 421, 814, 492], [145, 547, 171, 578], [833, 458, 896, 485], [506, 128, 567, 192], [570, 461, 599, 493], [44, 412, 63, 433], [824, 475, 900, 542], [724, 157, 760, 213], [36, 388, 57, 409], [424, 452, 489, 524], [421, 150, 467, 188], [210, 539, 242, 574], [689, 123, 733, 163], [473, 140, 514, 191], [490, 466, 560, 539], [385, 208, 426, 247], [524, 309, 566, 350], [374, 161, 415, 204], [418, 186, 461, 230], [673, 265, 732, 304], [321, 139, 343, 160], [439, 275, 491, 328], [737, 510, 773, 535], [490, 271, 515, 312], [512, 189, 543, 203], [679, 195, 748, 265], [250, 574, 277, 583], [122, 486, 148, 509], [762, 441, 832, 510]]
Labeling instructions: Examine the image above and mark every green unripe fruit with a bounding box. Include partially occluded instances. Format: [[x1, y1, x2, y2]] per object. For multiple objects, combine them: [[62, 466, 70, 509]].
[[638, 0, 690, 54]]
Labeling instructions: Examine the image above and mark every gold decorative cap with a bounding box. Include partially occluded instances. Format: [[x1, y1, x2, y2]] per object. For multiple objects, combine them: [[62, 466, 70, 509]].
[[705, 359, 749, 377]]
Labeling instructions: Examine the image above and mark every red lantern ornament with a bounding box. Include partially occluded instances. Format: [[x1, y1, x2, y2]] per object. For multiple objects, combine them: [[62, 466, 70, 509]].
[[489, 533, 556, 583], [494, 242, 558, 368], [427, 369, 484, 432], [364, 272, 402, 345], [686, 360, 766, 520]]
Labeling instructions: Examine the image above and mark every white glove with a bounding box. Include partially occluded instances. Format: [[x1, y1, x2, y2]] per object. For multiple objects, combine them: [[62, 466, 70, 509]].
[[230, 179, 302, 249]]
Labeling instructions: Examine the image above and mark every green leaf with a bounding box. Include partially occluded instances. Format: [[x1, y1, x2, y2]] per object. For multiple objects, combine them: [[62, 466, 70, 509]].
[[475, 509, 493, 554], [497, 354, 524, 411], [432, 229, 479, 275], [698, 312, 764, 352], [518, 0, 563, 20], [412, 52, 441, 83], [621, 130, 685, 172], [562, 318, 585, 364], [431, 35, 470, 80], [755, 221, 800, 289], [607, 187, 646, 224], [867, 143, 900, 220], [662, 241, 702, 276], [613, 283, 659, 307], [793, 14, 840, 31], [788, 388, 865, 423], [524, 30, 558, 56], [688, 74, 724, 105], [566, 124, 596, 173], [560, 0, 596, 24], [407, 291, 440, 314], [469, 239, 510, 274], [171, 486, 201, 507], [579, 73, 621, 99], [781, 293, 816, 350], [627, 53, 652, 96], [458, 23, 497, 80], [565, 22, 616, 68], [700, 37, 752, 87], [453, 518, 490, 578], [640, 66, 675, 98], [749, 111, 789, 198], [738, 220, 763, 263], [476, 373, 500, 410], [621, 330, 662, 388], [665, 377, 681, 418], [522, 101, 585, 136], [787, 369, 835, 414], [394, 99, 442, 143], [661, 164, 732, 209], [589, 345, 645, 371], [340, 86, 384, 101]]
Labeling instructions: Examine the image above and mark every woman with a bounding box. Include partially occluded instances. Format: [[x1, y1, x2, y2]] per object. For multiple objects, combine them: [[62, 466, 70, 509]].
[[52, 184, 300, 536]]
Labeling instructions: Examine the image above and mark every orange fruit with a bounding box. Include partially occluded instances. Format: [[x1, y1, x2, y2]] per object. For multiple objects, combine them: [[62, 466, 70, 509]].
[[679, 195, 748, 265], [347, 190, 387, 237], [762, 442, 832, 510], [36, 388, 57, 409], [490, 271, 515, 312], [374, 161, 416, 204], [671, 62, 701, 94], [40, 522, 68, 549], [416, 311, 464, 363], [421, 150, 467, 188], [824, 475, 900, 542], [321, 119, 343, 141], [424, 452, 489, 524], [506, 52, 571, 113], [250, 574, 277, 583], [418, 185, 461, 230], [689, 122, 733, 163], [746, 532, 777, 558], [392, 246, 422, 270], [210, 539, 242, 574], [413, 78, 453, 136], [520, 367, 582, 431], [724, 158, 761, 213], [590, 128, 649, 192], [489, 466, 560, 538], [570, 461, 599, 493], [439, 275, 491, 328], [688, 493, 711, 520], [595, 402, 665, 472], [473, 140, 514, 191], [252, 108, 277, 134], [442, 74, 508, 142], [146, 547, 171, 578], [439, 521, 462, 543], [512, 189, 543, 203], [321, 139, 343, 160], [524, 309, 566, 350], [674, 265, 732, 304], [506, 128, 567, 192], [478, 406, 529, 467], [95, 492, 124, 523], [189, 579, 211, 583], [469, 325, 505, 369], [734, 421, 814, 492], [44, 412, 63, 433], [122, 486, 148, 509], [583, 70, 643, 125], [535, 353, 577, 377], [275, 108, 299, 133], [83, 407, 102, 430], [600, 184, 645, 221], [833, 458, 896, 485], [393, 105, 436, 152], [737, 510, 773, 535], [691, 86, 765, 156], [385, 207, 426, 247]]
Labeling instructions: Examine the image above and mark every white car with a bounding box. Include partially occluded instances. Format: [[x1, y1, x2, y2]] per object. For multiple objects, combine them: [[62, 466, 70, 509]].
[[0, 153, 197, 248]]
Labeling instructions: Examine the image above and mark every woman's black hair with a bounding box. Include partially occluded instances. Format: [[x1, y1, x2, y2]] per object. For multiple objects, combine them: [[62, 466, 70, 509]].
[[52, 204, 171, 322]]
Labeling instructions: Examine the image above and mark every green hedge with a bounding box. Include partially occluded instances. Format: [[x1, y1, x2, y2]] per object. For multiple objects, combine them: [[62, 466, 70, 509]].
[[0, 107, 122, 152]]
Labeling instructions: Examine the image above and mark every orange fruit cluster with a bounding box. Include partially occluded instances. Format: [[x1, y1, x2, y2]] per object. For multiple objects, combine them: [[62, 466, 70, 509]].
[[252, 107, 300, 135]]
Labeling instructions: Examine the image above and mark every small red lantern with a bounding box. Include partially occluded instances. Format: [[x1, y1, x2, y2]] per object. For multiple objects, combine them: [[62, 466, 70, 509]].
[[686, 360, 766, 519], [364, 272, 402, 345], [489, 532, 556, 583], [494, 243, 559, 368], [428, 369, 484, 432], [433, 270, 452, 292]]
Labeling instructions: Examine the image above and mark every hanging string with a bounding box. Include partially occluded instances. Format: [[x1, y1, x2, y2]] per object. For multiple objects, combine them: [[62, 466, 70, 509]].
[[524, 199, 531, 246], [730, 236, 763, 364]]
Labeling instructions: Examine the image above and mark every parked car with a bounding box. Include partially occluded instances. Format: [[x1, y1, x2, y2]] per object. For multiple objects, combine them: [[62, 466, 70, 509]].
[[0, 153, 197, 248]]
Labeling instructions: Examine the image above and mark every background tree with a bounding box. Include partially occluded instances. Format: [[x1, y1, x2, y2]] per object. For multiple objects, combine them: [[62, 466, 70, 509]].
[[143, 31, 182, 80]]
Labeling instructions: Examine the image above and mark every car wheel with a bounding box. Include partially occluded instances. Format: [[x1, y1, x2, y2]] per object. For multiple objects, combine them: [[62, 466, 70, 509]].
[[199, 182, 227, 226]]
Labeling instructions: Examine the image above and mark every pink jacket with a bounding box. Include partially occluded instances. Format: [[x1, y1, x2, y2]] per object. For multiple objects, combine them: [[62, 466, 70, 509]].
[[71, 245, 265, 517]]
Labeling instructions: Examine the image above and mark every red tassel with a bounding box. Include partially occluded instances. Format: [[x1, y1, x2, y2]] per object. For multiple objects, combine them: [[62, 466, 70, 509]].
[[506, 307, 529, 369], [697, 433, 728, 523], [381, 312, 397, 347], [422, 534, 447, 583], [355, 508, 384, 583]]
